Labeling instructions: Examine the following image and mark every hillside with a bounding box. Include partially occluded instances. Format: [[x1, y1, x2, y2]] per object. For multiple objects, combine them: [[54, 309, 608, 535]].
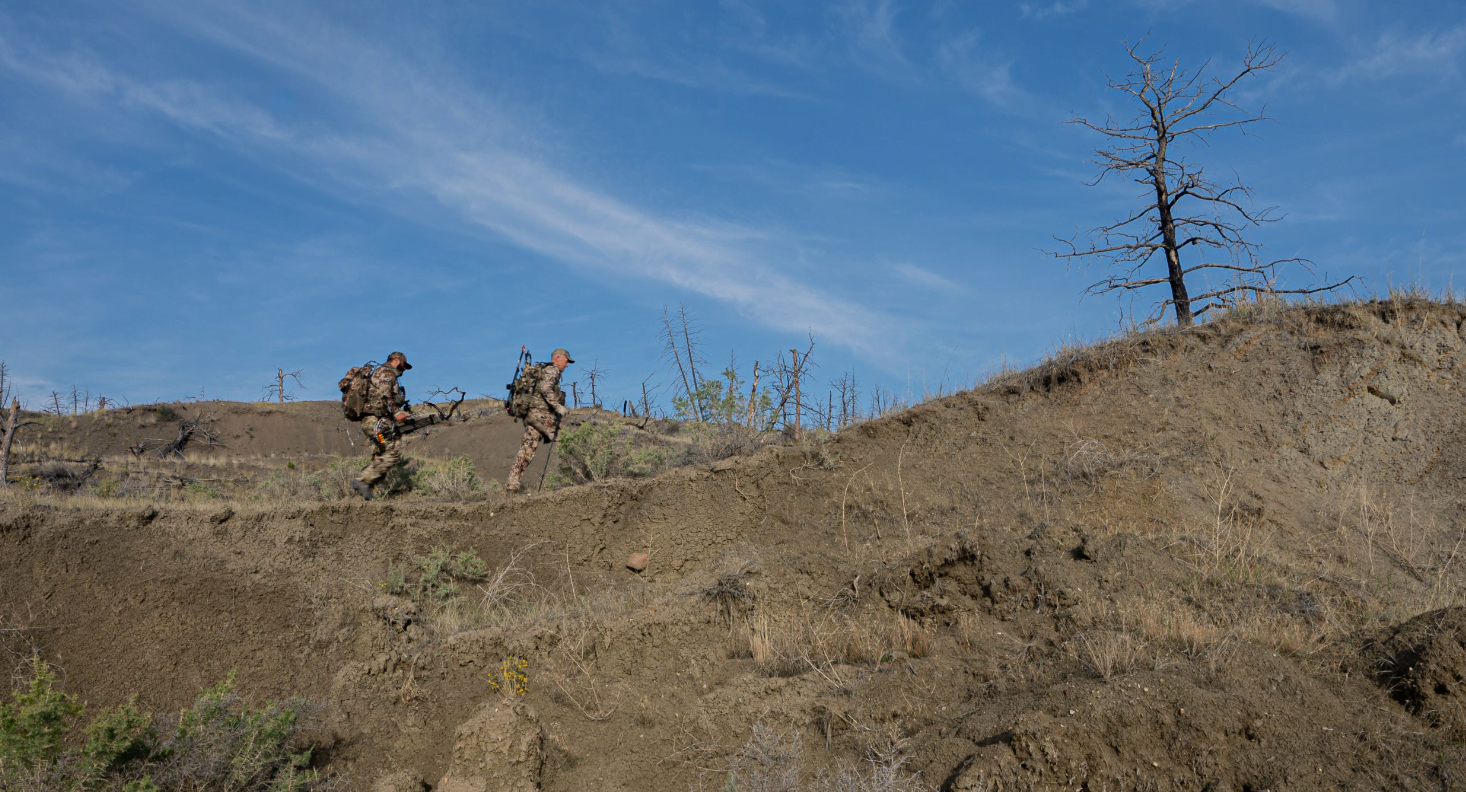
[[4, 299, 1466, 791]]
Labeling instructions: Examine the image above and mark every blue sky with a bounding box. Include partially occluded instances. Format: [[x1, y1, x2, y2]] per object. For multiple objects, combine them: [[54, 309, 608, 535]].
[[1, 0, 1463, 411]]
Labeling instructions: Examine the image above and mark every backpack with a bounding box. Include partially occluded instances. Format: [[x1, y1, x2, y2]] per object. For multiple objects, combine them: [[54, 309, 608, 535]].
[[506, 363, 546, 419], [339, 363, 376, 421]]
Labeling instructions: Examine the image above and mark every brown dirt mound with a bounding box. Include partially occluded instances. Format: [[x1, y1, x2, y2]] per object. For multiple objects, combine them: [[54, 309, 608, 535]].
[[5, 299, 1466, 790], [1366, 606, 1466, 739]]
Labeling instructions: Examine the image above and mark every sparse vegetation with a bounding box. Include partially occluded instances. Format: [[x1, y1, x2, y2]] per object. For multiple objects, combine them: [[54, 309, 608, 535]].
[[0, 657, 334, 791], [386, 546, 490, 603], [720, 725, 930, 792]]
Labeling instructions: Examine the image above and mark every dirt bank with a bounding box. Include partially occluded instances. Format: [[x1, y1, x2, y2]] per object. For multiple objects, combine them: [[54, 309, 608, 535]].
[[4, 299, 1466, 790]]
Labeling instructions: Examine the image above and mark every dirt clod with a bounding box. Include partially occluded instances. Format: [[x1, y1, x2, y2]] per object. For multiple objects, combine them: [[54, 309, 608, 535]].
[[1366, 607, 1466, 738], [438, 701, 545, 792]]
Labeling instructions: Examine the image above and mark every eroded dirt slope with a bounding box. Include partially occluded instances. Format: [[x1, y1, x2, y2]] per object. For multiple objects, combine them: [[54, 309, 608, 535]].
[[5, 300, 1466, 790]]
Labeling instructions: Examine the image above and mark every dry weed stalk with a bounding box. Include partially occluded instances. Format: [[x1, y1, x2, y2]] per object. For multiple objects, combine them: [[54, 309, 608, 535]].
[[545, 615, 617, 722], [840, 463, 874, 551], [896, 438, 912, 549]]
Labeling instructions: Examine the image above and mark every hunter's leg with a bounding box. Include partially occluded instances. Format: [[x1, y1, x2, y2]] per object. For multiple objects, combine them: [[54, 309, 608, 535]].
[[506, 424, 543, 491]]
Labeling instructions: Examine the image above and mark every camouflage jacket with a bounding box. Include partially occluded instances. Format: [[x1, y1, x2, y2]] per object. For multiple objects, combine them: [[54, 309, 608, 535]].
[[367, 365, 406, 418], [534, 364, 565, 411]]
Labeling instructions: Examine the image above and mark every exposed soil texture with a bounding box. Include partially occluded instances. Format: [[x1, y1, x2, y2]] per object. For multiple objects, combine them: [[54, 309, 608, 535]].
[[5, 300, 1466, 790]]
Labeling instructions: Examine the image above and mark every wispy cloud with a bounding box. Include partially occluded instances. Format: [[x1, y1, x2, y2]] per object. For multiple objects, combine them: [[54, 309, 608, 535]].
[[0, 133, 136, 196], [834, 0, 915, 81], [583, 51, 811, 100], [691, 158, 896, 201], [895, 262, 963, 292], [1252, 0, 1338, 22], [45, 2, 900, 361], [1019, 1, 1089, 20], [936, 28, 1025, 108], [1330, 23, 1466, 82], [576, 7, 811, 100], [0, 30, 288, 141]]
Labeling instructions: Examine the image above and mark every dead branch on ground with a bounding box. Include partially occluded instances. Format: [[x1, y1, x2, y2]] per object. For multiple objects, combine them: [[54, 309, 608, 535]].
[[414, 387, 468, 421], [131, 414, 225, 458]]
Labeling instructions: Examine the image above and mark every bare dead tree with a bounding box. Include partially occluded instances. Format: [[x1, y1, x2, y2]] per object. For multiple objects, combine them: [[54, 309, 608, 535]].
[[47, 391, 64, 416], [763, 335, 816, 434], [0, 362, 10, 408], [263, 368, 305, 403], [1, 399, 19, 486], [638, 376, 657, 429], [581, 360, 606, 409], [661, 304, 708, 420], [869, 385, 899, 419], [832, 370, 861, 428], [1052, 39, 1353, 326], [745, 361, 761, 428]]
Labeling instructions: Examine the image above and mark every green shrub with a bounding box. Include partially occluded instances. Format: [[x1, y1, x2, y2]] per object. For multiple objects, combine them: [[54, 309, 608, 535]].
[[555, 420, 679, 485], [383, 562, 410, 597], [672, 365, 775, 426], [93, 476, 123, 498], [421, 455, 481, 499], [556, 421, 623, 482], [184, 482, 221, 500], [84, 696, 155, 770], [383, 546, 491, 603], [625, 446, 670, 478], [0, 659, 335, 791], [307, 460, 360, 500], [379, 459, 422, 497], [0, 655, 82, 770]]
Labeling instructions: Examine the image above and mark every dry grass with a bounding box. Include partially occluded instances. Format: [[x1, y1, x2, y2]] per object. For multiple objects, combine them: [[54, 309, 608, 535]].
[[730, 604, 932, 684], [1066, 629, 1148, 681], [1062, 436, 1161, 486]]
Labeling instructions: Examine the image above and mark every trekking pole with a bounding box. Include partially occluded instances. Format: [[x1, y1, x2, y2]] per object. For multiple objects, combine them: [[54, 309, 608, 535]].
[[537, 434, 558, 492]]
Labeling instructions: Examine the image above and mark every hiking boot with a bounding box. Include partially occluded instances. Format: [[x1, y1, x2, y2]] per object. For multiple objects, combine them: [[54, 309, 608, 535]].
[[350, 479, 374, 501]]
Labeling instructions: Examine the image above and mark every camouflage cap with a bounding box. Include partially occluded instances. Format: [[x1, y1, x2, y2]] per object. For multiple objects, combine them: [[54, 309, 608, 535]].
[[387, 351, 412, 370], [551, 348, 575, 364]]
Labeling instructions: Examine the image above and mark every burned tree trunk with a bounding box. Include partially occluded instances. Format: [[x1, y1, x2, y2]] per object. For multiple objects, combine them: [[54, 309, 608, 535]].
[[1, 399, 17, 486]]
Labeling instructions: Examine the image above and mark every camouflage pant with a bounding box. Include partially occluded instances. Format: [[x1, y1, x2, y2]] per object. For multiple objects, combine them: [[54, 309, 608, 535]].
[[359, 417, 403, 486], [506, 409, 555, 491]]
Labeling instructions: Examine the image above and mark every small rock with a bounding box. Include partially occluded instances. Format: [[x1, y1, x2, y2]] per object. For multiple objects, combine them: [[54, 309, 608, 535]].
[[627, 552, 650, 572]]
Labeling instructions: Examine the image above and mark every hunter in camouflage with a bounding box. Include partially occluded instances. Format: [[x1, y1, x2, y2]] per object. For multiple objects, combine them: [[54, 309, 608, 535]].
[[351, 351, 413, 500], [506, 347, 573, 492]]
